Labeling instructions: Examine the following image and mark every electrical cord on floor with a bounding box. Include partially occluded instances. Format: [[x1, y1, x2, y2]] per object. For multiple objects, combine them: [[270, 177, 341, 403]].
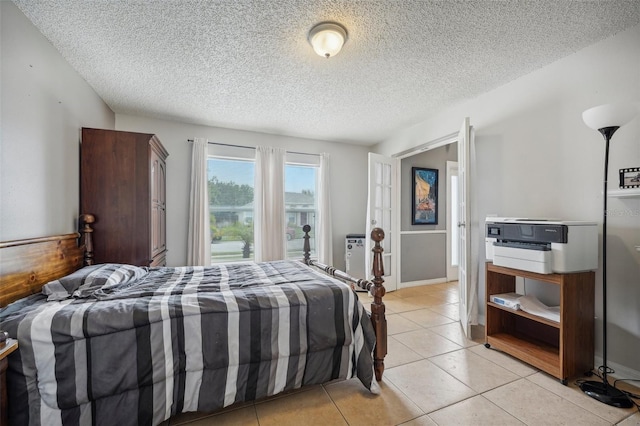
[[575, 366, 640, 412], [612, 378, 640, 410]]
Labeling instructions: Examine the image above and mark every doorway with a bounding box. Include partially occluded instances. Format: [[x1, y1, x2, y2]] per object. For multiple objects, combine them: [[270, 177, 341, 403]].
[[394, 133, 458, 289]]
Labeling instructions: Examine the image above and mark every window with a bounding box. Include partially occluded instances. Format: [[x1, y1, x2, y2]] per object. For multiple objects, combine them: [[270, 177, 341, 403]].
[[208, 157, 255, 263], [208, 147, 319, 264], [284, 164, 317, 260]]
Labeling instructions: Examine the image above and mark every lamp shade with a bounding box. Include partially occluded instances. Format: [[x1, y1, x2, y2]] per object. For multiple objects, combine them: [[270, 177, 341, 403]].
[[582, 102, 639, 130], [308, 22, 347, 58]]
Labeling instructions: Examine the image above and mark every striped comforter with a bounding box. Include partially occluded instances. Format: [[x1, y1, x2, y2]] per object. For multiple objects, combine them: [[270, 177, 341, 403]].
[[0, 260, 378, 426]]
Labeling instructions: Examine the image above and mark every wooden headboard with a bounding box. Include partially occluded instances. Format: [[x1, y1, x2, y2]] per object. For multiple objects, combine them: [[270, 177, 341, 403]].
[[0, 215, 95, 308]]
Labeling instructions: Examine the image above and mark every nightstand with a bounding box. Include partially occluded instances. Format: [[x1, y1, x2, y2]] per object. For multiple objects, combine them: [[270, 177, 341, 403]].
[[0, 338, 18, 426]]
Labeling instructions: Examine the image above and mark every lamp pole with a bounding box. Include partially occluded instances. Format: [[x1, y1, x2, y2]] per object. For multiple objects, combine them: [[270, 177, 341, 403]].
[[598, 126, 617, 389], [578, 125, 632, 408]]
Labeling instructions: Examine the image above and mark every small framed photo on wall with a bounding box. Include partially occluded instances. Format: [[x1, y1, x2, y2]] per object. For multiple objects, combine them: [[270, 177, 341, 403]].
[[619, 167, 640, 189], [412, 167, 438, 225]]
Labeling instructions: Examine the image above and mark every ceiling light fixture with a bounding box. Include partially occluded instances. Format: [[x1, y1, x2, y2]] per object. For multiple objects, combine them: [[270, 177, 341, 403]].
[[308, 22, 347, 59]]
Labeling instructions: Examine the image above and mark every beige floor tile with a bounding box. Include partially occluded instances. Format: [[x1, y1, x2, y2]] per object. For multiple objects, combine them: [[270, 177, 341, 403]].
[[427, 303, 460, 321], [427, 289, 459, 304], [385, 335, 424, 368], [179, 406, 259, 425], [382, 290, 401, 300], [430, 282, 458, 291], [395, 286, 436, 298], [387, 313, 423, 335], [393, 328, 462, 358], [254, 386, 347, 426], [429, 348, 521, 393], [398, 414, 438, 425], [617, 412, 640, 425], [385, 359, 476, 413], [428, 395, 524, 425], [468, 344, 538, 377], [484, 379, 611, 425], [324, 378, 424, 426], [399, 308, 454, 328], [384, 298, 424, 313], [404, 294, 450, 308], [527, 372, 637, 423], [429, 322, 479, 348]]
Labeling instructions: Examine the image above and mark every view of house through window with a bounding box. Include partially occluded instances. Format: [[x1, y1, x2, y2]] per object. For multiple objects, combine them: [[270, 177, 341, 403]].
[[284, 164, 317, 260], [208, 156, 317, 264]]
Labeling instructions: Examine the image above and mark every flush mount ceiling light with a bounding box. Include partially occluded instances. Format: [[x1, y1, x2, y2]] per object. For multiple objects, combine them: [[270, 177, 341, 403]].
[[308, 22, 348, 58]]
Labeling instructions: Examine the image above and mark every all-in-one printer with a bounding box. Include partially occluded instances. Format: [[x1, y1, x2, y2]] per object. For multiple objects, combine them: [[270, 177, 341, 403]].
[[485, 217, 598, 274]]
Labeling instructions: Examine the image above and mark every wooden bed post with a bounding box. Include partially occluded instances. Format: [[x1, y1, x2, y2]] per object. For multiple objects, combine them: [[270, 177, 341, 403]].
[[301, 225, 387, 381], [369, 227, 387, 381], [80, 214, 95, 266], [302, 224, 311, 265]]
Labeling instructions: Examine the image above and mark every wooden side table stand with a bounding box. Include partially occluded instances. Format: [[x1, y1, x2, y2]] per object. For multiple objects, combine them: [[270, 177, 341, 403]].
[[485, 262, 595, 384], [0, 338, 18, 426]]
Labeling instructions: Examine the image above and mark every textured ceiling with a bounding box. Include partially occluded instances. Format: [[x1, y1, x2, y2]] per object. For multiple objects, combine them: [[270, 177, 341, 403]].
[[13, 0, 640, 145]]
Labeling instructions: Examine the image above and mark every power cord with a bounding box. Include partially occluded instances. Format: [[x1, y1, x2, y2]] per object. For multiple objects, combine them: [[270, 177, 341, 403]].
[[575, 366, 640, 412]]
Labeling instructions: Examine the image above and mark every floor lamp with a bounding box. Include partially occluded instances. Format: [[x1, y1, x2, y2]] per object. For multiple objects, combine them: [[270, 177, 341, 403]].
[[579, 102, 638, 408]]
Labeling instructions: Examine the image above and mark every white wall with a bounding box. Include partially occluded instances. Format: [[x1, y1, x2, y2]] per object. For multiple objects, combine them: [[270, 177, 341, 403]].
[[375, 25, 640, 376], [115, 114, 370, 269], [0, 1, 115, 241]]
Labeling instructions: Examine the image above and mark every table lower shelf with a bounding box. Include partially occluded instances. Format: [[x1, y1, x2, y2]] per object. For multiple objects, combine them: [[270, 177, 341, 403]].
[[486, 332, 561, 379]]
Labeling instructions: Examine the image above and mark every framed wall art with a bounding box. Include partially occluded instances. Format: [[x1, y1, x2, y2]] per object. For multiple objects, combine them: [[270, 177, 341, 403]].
[[619, 167, 640, 189], [412, 167, 438, 225]]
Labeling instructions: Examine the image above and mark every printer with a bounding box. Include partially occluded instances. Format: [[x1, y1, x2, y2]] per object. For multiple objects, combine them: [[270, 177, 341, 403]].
[[485, 217, 598, 274]]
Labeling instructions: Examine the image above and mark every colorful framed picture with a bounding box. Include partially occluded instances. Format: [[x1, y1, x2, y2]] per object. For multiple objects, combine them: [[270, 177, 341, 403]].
[[619, 168, 640, 189], [412, 167, 438, 225]]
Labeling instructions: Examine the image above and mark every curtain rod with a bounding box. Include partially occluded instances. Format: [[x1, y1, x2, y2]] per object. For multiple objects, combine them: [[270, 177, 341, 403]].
[[187, 139, 320, 157]]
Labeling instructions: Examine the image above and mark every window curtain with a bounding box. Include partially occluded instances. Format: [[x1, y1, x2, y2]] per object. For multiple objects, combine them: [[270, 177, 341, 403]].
[[254, 146, 286, 261], [317, 153, 333, 264], [187, 138, 211, 266]]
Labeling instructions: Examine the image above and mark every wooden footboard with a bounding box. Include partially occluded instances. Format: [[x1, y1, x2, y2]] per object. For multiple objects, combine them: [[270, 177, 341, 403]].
[[302, 225, 387, 381]]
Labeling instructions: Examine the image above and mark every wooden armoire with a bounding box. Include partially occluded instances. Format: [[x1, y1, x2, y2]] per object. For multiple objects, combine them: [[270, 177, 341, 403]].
[[80, 128, 168, 266]]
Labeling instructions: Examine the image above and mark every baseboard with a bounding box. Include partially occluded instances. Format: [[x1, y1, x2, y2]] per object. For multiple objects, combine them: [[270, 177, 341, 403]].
[[593, 356, 640, 382], [399, 278, 448, 289]]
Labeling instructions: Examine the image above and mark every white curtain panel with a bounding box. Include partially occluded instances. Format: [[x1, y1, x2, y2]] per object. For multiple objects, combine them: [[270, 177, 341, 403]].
[[187, 138, 211, 266], [317, 153, 333, 264], [254, 146, 286, 261]]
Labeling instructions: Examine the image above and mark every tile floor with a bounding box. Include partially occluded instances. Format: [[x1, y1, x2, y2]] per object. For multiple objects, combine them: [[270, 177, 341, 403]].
[[166, 282, 640, 425]]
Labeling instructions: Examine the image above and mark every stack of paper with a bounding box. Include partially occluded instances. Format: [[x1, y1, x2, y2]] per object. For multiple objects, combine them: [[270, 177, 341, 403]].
[[518, 294, 560, 322]]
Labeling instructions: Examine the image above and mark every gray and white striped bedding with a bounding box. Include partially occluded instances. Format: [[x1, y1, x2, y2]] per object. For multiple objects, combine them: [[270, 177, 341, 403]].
[[0, 260, 378, 426]]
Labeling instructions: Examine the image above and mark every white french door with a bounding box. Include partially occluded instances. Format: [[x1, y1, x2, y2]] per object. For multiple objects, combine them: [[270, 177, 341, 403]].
[[458, 118, 472, 338], [366, 153, 398, 292]]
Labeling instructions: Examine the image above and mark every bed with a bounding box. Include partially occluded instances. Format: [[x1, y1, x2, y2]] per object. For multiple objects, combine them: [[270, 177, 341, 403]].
[[0, 217, 387, 426]]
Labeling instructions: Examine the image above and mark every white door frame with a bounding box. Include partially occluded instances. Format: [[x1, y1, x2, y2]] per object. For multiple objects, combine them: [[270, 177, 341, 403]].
[[446, 160, 459, 282]]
